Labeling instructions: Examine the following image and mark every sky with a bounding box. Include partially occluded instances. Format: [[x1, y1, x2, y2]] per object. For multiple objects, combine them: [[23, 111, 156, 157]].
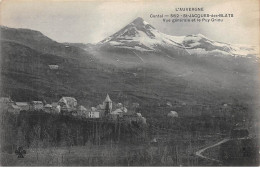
[[0, 0, 259, 45]]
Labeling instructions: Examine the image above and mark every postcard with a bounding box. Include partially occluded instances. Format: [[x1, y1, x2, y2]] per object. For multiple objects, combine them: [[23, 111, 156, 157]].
[[0, 0, 259, 166]]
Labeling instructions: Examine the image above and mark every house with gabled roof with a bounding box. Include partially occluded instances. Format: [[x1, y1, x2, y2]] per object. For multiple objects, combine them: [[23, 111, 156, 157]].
[[0, 97, 14, 112], [30, 101, 44, 111], [7, 104, 21, 114], [0, 97, 13, 104], [51, 102, 61, 114], [43, 104, 52, 113], [16, 102, 30, 111], [77, 105, 88, 117], [58, 97, 77, 112]]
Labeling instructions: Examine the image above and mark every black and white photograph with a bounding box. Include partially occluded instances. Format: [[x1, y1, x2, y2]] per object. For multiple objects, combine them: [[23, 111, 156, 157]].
[[0, 0, 259, 167]]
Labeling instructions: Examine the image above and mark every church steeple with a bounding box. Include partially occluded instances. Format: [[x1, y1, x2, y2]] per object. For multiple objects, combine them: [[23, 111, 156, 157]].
[[103, 94, 112, 115], [104, 94, 112, 102]]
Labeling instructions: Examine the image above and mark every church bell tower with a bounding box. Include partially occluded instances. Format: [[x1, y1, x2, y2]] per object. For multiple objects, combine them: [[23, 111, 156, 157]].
[[103, 94, 112, 115]]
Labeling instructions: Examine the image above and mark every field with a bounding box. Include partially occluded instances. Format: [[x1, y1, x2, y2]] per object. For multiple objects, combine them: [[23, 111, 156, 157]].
[[0, 110, 236, 166], [1, 134, 221, 166]]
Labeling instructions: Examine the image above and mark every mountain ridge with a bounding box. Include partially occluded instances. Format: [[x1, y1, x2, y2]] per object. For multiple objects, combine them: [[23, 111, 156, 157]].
[[98, 17, 258, 58], [0, 25, 96, 63]]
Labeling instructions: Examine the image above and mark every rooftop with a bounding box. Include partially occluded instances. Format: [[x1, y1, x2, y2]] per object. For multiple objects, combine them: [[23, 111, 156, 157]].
[[104, 94, 112, 102]]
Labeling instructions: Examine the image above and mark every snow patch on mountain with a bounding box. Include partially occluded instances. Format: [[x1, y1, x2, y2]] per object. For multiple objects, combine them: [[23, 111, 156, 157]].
[[99, 17, 258, 57], [180, 34, 258, 57], [99, 17, 185, 51]]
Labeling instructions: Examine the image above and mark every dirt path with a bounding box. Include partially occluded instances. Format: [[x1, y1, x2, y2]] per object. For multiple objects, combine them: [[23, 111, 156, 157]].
[[195, 138, 230, 163]]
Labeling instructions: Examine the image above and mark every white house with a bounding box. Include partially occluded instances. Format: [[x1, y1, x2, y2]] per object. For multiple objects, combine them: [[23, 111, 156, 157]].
[[0, 97, 14, 112], [51, 102, 61, 114], [111, 108, 123, 116], [96, 104, 105, 110], [0, 97, 13, 105], [77, 105, 88, 117], [7, 104, 21, 114], [16, 102, 30, 111], [115, 103, 123, 109], [43, 104, 52, 113], [111, 107, 128, 117], [88, 111, 100, 118], [48, 65, 59, 70], [30, 101, 44, 111], [58, 97, 77, 112]]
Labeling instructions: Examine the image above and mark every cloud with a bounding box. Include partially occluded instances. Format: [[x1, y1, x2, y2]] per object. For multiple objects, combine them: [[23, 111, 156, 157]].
[[0, 0, 258, 45]]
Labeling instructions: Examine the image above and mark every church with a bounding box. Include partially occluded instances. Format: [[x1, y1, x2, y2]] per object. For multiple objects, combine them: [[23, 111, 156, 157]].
[[103, 94, 112, 115]]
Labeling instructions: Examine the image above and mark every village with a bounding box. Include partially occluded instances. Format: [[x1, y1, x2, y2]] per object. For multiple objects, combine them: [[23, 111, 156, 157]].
[[0, 94, 147, 124], [1, 94, 257, 166]]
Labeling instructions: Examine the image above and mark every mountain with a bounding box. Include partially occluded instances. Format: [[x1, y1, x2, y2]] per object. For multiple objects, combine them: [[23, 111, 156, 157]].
[[98, 17, 258, 58], [82, 17, 259, 111], [1, 26, 187, 107], [99, 17, 187, 53], [0, 22, 259, 119], [182, 34, 258, 57], [0, 26, 95, 62]]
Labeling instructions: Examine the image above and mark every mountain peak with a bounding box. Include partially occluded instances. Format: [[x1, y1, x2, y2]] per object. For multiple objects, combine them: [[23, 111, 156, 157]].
[[99, 17, 156, 45], [196, 33, 206, 38], [99, 16, 187, 51], [132, 17, 145, 24], [130, 17, 153, 29]]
